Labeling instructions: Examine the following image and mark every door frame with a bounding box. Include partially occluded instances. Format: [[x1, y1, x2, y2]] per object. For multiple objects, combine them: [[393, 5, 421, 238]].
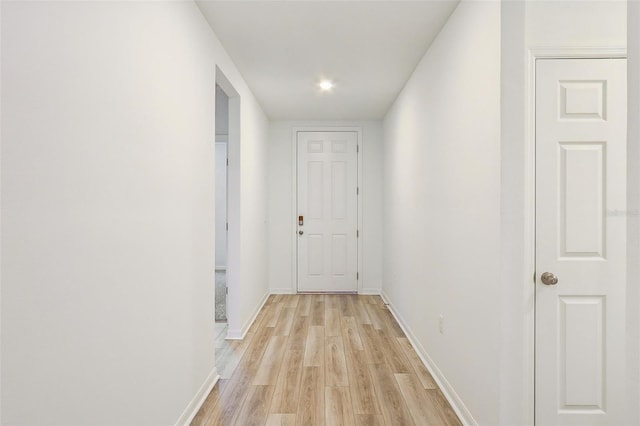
[[291, 126, 363, 293], [215, 66, 241, 338], [525, 46, 627, 425]]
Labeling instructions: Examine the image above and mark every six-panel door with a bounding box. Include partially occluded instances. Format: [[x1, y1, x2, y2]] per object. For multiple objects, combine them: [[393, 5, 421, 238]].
[[297, 131, 358, 292], [535, 58, 627, 425]]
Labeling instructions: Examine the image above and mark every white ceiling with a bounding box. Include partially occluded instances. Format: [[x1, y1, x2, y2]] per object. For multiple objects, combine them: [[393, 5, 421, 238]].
[[196, 1, 459, 120]]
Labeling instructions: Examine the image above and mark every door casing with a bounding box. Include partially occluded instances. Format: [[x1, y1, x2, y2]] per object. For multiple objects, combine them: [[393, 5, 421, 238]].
[[291, 126, 363, 293], [526, 46, 627, 425]]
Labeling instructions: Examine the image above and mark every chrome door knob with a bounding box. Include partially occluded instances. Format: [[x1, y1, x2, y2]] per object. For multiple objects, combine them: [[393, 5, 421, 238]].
[[298, 230, 304, 235], [541, 272, 558, 285]]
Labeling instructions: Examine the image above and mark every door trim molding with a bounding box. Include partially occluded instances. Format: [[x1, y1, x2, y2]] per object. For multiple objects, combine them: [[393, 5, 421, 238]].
[[291, 127, 363, 293], [525, 46, 627, 425]]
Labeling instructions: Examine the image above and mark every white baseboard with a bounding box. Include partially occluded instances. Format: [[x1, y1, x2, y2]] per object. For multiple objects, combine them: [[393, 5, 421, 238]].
[[175, 367, 219, 426], [358, 288, 381, 295], [226, 291, 269, 340], [380, 291, 477, 426], [270, 288, 296, 294]]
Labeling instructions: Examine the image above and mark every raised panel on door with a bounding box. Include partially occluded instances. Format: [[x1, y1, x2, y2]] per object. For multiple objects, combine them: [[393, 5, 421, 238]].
[[558, 142, 605, 259], [535, 58, 626, 426], [297, 131, 358, 292]]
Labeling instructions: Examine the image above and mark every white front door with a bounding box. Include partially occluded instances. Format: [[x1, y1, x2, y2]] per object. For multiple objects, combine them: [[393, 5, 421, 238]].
[[535, 58, 627, 425], [297, 131, 358, 292]]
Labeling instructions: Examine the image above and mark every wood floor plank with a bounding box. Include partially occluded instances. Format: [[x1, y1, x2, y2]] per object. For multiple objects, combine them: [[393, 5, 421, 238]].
[[368, 363, 415, 425], [217, 338, 252, 379], [303, 325, 325, 367], [325, 293, 339, 310], [190, 380, 226, 426], [344, 347, 381, 415], [338, 295, 355, 316], [233, 385, 275, 426], [206, 371, 252, 425], [283, 295, 299, 309], [325, 307, 341, 337], [380, 307, 405, 338], [351, 296, 373, 325], [274, 307, 296, 336], [249, 309, 269, 333], [359, 324, 386, 364], [297, 295, 312, 316], [371, 295, 386, 307], [395, 373, 444, 425], [266, 413, 297, 426], [237, 326, 273, 376], [287, 315, 310, 351], [263, 302, 284, 328], [432, 389, 463, 426], [342, 316, 364, 351], [253, 336, 288, 385], [364, 303, 385, 330], [365, 295, 378, 305], [265, 294, 277, 305], [377, 329, 412, 374], [369, 364, 414, 425], [325, 386, 356, 426], [397, 337, 437, 389], [355, 414, 386, 426], [325, 335, 349, 387], [270, 349, 304, 414], [310, 299, 325, 326], [296, 367, 324, 426]]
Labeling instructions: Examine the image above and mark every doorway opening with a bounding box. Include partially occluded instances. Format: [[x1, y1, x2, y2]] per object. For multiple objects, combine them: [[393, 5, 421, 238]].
[[214, 67, 240, 351], [214, 84, 229, 323]]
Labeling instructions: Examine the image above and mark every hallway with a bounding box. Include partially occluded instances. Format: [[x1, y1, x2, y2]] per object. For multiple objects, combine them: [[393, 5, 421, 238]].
[[2, 1, 639, 424], [192, 294, 460, 425]]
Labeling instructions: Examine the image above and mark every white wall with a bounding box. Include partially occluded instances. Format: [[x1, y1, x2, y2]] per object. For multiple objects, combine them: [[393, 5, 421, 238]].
[[382, 2, 501, 425], [230, 93, 270, 338], [527, 0, 627, 47], [499, 2, 529, 424], [1, 1, 269, 424], [268, 121, 383, 294]]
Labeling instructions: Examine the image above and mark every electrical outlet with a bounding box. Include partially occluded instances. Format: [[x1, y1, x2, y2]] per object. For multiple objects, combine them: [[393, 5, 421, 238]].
[[439, 314, 444, 334]]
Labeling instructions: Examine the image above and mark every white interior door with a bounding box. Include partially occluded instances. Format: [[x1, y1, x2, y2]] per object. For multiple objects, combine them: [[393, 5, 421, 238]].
[[535, 58, 627, 425], [297, 131, 358, 292]]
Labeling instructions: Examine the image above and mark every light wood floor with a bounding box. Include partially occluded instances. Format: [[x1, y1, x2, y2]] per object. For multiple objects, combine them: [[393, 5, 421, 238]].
[[192, 294, 461, 426]]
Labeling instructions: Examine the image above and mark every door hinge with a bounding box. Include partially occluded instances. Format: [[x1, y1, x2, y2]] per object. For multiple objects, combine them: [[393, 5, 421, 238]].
[[226, 158, 229, 166], [357, 145, 360, 153], [357, 229, 359, 238], [357, 272, 359, 280], [356, 187, 359, 195], [226, 286, 228, 295], [226, 222, 229, 231], [533, 271, 536, 283]]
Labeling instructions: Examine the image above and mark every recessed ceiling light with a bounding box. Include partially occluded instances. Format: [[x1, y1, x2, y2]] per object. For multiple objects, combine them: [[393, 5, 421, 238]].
[[319, 80, 334, 91]]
